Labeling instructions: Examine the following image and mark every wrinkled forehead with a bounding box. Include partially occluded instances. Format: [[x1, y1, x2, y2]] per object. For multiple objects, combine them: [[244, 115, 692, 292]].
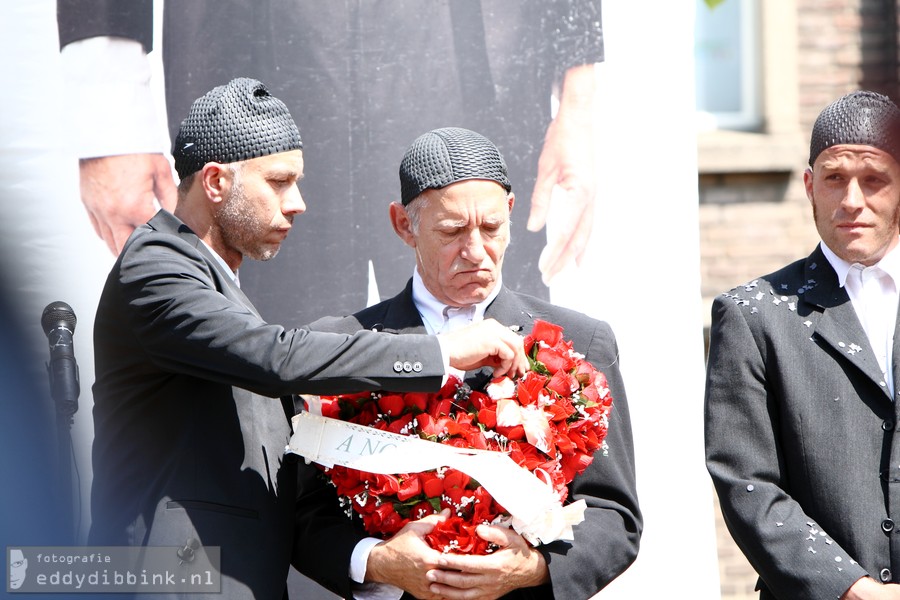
[[814, 144, 899, 171], [420, 180, 511, 220]]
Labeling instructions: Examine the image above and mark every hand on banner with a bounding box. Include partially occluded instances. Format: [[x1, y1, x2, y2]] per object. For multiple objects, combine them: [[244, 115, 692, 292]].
[[79, 153, 178, 254], [527, 64, 597, 285], [438, 319, 528, 378], [366, 510, 449, 600], [426, 524, 549, 600]]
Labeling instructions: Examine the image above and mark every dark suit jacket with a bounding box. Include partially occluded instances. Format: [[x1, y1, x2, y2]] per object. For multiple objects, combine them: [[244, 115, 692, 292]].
[[705, 244, 900, 599], [307, 280, 642, 600], [91, 211, 446, 600]]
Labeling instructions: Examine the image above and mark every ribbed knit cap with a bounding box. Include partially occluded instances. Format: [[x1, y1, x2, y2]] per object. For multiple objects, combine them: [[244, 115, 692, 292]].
[[809, 90, 900, 166], [399, 127, 511, 205], [172, 77, 302, 179]]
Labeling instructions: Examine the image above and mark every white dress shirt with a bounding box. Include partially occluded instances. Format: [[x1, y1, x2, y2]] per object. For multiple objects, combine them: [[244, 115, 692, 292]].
[[821, 241, 900, 397]]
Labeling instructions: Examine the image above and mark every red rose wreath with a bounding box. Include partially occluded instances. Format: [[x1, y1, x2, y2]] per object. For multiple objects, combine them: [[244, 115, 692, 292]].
[[309, 319, 613, 555]]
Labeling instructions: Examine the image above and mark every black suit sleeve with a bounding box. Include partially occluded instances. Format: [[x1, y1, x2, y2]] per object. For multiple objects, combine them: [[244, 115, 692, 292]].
[[292, 461, 365, 599], [57, 0, 153, 51]]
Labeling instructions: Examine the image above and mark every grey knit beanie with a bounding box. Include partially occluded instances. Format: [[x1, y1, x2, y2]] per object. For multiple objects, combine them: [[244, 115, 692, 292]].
[[809, 90, 900, 166], [399, 127, 511, 205], [173, 77, 302, 179]]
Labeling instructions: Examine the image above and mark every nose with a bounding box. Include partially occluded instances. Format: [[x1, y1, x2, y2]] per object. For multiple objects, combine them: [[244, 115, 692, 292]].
[[283, 186, 306, 216], [841, 178, 865, 211], [460, 230, 487, 263]]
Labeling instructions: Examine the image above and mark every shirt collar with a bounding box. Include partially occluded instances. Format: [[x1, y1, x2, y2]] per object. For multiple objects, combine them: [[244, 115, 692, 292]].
[[411, 269, 502, 334], [200, 240, 239, 286], [820, 239, 900, 288]]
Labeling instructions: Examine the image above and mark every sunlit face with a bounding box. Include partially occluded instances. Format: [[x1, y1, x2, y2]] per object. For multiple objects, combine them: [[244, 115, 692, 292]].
[[215, 149, 305, 264], [805, 144, 900, 266], [398, 179, 513, 307]]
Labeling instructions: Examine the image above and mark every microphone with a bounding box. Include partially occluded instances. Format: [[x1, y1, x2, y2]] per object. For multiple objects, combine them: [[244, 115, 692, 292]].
[[41, 301, 80, 419]]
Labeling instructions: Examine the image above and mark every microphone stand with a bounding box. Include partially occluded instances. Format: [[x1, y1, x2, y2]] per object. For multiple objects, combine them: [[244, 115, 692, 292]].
[[42, 301, 80, 544], [55, 391, 77, 544]]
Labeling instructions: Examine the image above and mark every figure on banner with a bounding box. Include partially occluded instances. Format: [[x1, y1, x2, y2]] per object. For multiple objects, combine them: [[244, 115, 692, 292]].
[[89, 78, 528, 600], [57, 0, 603, 324], [705, 91, 900, 599], [305, 127, 641, 599]]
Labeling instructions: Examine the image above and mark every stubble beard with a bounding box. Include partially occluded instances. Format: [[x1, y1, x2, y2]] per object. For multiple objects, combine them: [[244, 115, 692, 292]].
[[217, 182, 281, 262]]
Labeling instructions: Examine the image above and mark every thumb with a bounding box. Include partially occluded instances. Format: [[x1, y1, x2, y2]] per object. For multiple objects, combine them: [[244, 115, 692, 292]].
[[475, 524, 515, 547]]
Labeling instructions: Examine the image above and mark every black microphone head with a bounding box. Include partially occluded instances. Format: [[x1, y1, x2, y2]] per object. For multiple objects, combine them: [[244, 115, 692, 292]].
[[41, 301, 77, 336]]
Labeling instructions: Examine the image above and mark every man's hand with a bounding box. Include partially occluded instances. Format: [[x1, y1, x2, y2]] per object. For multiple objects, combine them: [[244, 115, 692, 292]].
[[425, 524, 549, 600], [365, 511, 449, 599], [841, 577, 900, 599], [79, 153, 178, 254], [527, 64, 597, 285], [439, 319, 528, 379]]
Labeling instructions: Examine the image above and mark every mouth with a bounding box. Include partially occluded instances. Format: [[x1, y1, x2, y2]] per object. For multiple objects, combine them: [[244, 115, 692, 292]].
[[837, 222, 871, 231]]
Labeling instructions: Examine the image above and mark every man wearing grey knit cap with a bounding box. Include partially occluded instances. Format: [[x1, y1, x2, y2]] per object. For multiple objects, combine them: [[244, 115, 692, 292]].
[[308, 127, 641, 599], [90, 81, 529, 600], [706, 90, 900, 600]]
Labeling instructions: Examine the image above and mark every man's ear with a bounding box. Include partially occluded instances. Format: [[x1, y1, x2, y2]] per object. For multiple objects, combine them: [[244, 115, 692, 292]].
[[389, 202, 417, 248], [803, 168, 815, 207], [508, 192, 515, 214], [200, 163, 229, 203]]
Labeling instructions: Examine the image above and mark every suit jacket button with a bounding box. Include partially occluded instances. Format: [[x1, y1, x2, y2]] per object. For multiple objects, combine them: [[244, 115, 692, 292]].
[[883, 518, 895, 533], [393, 361, 403, 373], [412, 361, 423, 373], [883, 419, 895, 431], [403, 361, 413, 373], [881, 568, 893, 582]]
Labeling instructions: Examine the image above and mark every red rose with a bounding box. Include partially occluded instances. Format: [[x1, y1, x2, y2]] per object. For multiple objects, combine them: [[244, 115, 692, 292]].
[[496, 424, 526, 441], [442, 469, 471, 492], [378, 394, 405, 417], [547, 370, 578, 397], [367, 502, 407, 534], [411, 500, 437, 520], [430, 398, 453, 418], [477, 407, 497, 429], [368, 474, 401, 496], [535, 345, 574, 375], [530, 319, 564, 348], [387, 412, 415, 434], [318, 397, 341, 418], [420, 472, 445, 498], [516, 371, 547, 405], [403, 392, 430, 412], [468, 390, 493, 411], [397, 473, 422, 501]]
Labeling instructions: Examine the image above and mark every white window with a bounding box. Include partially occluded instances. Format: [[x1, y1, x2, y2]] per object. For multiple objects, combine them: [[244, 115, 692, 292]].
[[695, 0, 762, 131]]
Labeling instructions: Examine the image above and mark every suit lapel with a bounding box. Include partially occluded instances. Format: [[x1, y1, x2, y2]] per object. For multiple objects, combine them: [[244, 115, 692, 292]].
[[378, 281, 428, 334], [803, 246, 892, 399], [483, 287, 534, 333], [150, 210, 262, 318]]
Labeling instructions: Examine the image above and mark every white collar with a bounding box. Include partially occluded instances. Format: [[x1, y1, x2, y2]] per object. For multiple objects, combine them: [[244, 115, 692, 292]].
[[200, 240, 239, 286], [820, 240, 900, 288], [410, 269, 502, 334]]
